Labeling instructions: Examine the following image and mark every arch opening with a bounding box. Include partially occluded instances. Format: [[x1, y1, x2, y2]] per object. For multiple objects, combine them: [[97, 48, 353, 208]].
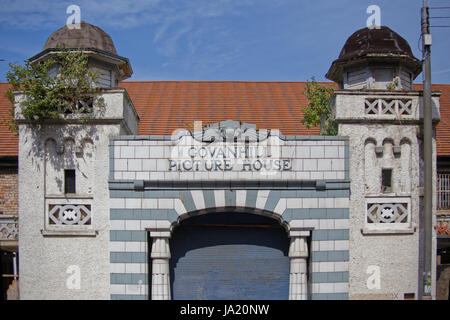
[[174, 206, 289, 232], [169, 211, 290, 300]]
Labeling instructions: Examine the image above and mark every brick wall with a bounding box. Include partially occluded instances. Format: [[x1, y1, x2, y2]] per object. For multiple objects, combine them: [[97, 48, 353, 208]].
[[0, 167, 18, 216]]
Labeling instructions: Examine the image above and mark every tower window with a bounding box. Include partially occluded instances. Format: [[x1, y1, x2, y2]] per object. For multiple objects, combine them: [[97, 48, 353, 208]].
[[381, 168, 392, 193], [64, 169, 76, 194]]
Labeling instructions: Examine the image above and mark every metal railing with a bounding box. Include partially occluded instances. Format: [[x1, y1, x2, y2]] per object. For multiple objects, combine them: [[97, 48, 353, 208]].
[[437, 174, 450, 210]]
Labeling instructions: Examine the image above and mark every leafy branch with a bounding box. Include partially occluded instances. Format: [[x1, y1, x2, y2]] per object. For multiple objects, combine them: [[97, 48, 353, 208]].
[[301, 78, 337, 136], [386, 76, 400, 90], [5, 46, 104, 133]]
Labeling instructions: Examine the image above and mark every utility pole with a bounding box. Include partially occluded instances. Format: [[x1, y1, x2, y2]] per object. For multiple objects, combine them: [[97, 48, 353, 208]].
[[421, 0, 433, 300]]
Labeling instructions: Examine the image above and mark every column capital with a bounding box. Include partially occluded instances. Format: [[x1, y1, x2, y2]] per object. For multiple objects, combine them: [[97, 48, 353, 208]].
[[150, 236, 171, 259], [289, 233, 309, 258], [288, 231, 309, 300], [150, 232, 171, 300], [288, 228, 311, 238], [147, 227, 171, 239]]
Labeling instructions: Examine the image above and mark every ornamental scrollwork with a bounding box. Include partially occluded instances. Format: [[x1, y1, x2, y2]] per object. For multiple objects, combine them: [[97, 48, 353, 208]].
[[48, 204, 91, 225], [367, 202, 409, 224]]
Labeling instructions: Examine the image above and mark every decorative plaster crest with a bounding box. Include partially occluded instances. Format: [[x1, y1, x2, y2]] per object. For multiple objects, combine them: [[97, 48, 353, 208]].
[[192, 120, 270, 142]]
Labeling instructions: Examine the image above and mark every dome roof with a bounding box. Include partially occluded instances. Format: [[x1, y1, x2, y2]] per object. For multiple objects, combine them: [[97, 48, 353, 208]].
[[337, 26, 416, 61], [43, 21, 118, 55], [326, 26, 422, 82]]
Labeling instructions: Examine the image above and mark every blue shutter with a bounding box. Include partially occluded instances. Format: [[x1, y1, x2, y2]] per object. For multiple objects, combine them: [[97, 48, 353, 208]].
[[169, 213, 290, 300]]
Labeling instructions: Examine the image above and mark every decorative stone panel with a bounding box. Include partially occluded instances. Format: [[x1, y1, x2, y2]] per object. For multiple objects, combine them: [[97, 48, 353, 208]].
[[48, 203, 91, 226], [333, 91, 440, 122], [0, 217, 18, 240], [363, 197, 413, 234], [437, 215, 450, 236], [366, 202, 408, 224], [59, 97, 94, 115], [364, 98, 413, 116], [43, 196, 94, 235]]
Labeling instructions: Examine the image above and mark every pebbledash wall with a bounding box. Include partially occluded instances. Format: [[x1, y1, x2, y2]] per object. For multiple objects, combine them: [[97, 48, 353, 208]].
[[108, 126, 351, 300]]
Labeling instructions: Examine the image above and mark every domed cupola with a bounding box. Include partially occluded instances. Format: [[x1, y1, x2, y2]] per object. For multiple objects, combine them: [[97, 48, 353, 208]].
[[326, 26, 422, 91], [28, 21, 132, 87]]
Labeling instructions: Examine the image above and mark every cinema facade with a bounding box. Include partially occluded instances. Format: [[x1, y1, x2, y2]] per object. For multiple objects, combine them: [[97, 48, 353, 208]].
[[2, 22, 448, 300]]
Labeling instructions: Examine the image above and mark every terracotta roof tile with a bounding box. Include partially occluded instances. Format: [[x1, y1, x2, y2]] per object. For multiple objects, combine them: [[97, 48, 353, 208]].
[[120, 81, 323, 137], [0, 83, 17, 157], [1, 81, 450, 157], [420, 83, 450, 156]]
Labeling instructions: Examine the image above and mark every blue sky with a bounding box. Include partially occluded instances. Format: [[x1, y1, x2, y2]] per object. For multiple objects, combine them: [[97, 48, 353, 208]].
[[0, 0, 449, 83]]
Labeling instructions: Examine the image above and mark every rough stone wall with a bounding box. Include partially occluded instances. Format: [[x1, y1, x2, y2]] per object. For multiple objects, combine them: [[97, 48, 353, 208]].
[[18, 124, 121, 299], [340, 124, 422, 299], [16, 89, 139, 300], [333, 88, 440, 299]]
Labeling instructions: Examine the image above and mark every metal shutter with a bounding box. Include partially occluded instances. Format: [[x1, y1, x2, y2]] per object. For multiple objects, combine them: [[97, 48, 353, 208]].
[[169, 213, 290, 300]]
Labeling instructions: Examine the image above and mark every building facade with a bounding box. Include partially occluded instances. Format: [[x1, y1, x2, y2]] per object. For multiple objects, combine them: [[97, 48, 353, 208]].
[[0, 22, 447, 300]]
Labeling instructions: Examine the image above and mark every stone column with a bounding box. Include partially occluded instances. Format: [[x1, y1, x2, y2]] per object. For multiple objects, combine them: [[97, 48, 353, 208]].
[[289, 230, 310, 300], [149, 229, 171, 300]]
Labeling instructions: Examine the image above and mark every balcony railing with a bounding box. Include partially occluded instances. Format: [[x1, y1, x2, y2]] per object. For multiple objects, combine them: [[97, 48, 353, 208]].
[[333, 90, 441, 123], [438, 174, 450, 211]]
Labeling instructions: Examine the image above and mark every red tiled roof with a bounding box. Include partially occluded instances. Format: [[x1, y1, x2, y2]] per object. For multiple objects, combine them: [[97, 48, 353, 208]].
[[0, 83, 17, 157], [119, 81, 323, 137], [1, 81, 450, 157], [415, 83, 450, 156]]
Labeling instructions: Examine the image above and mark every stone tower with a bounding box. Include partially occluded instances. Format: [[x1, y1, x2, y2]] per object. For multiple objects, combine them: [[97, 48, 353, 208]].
[[31, 21, 133, 88], [15, 22, 138, 299], [327, 26, 440, 299]]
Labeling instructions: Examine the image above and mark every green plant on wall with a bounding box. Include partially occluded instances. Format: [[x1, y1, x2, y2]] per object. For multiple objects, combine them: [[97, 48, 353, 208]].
[[386, 76, 400, 90], [5, 46, 104, 133], [301, 78, 337, 136]]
